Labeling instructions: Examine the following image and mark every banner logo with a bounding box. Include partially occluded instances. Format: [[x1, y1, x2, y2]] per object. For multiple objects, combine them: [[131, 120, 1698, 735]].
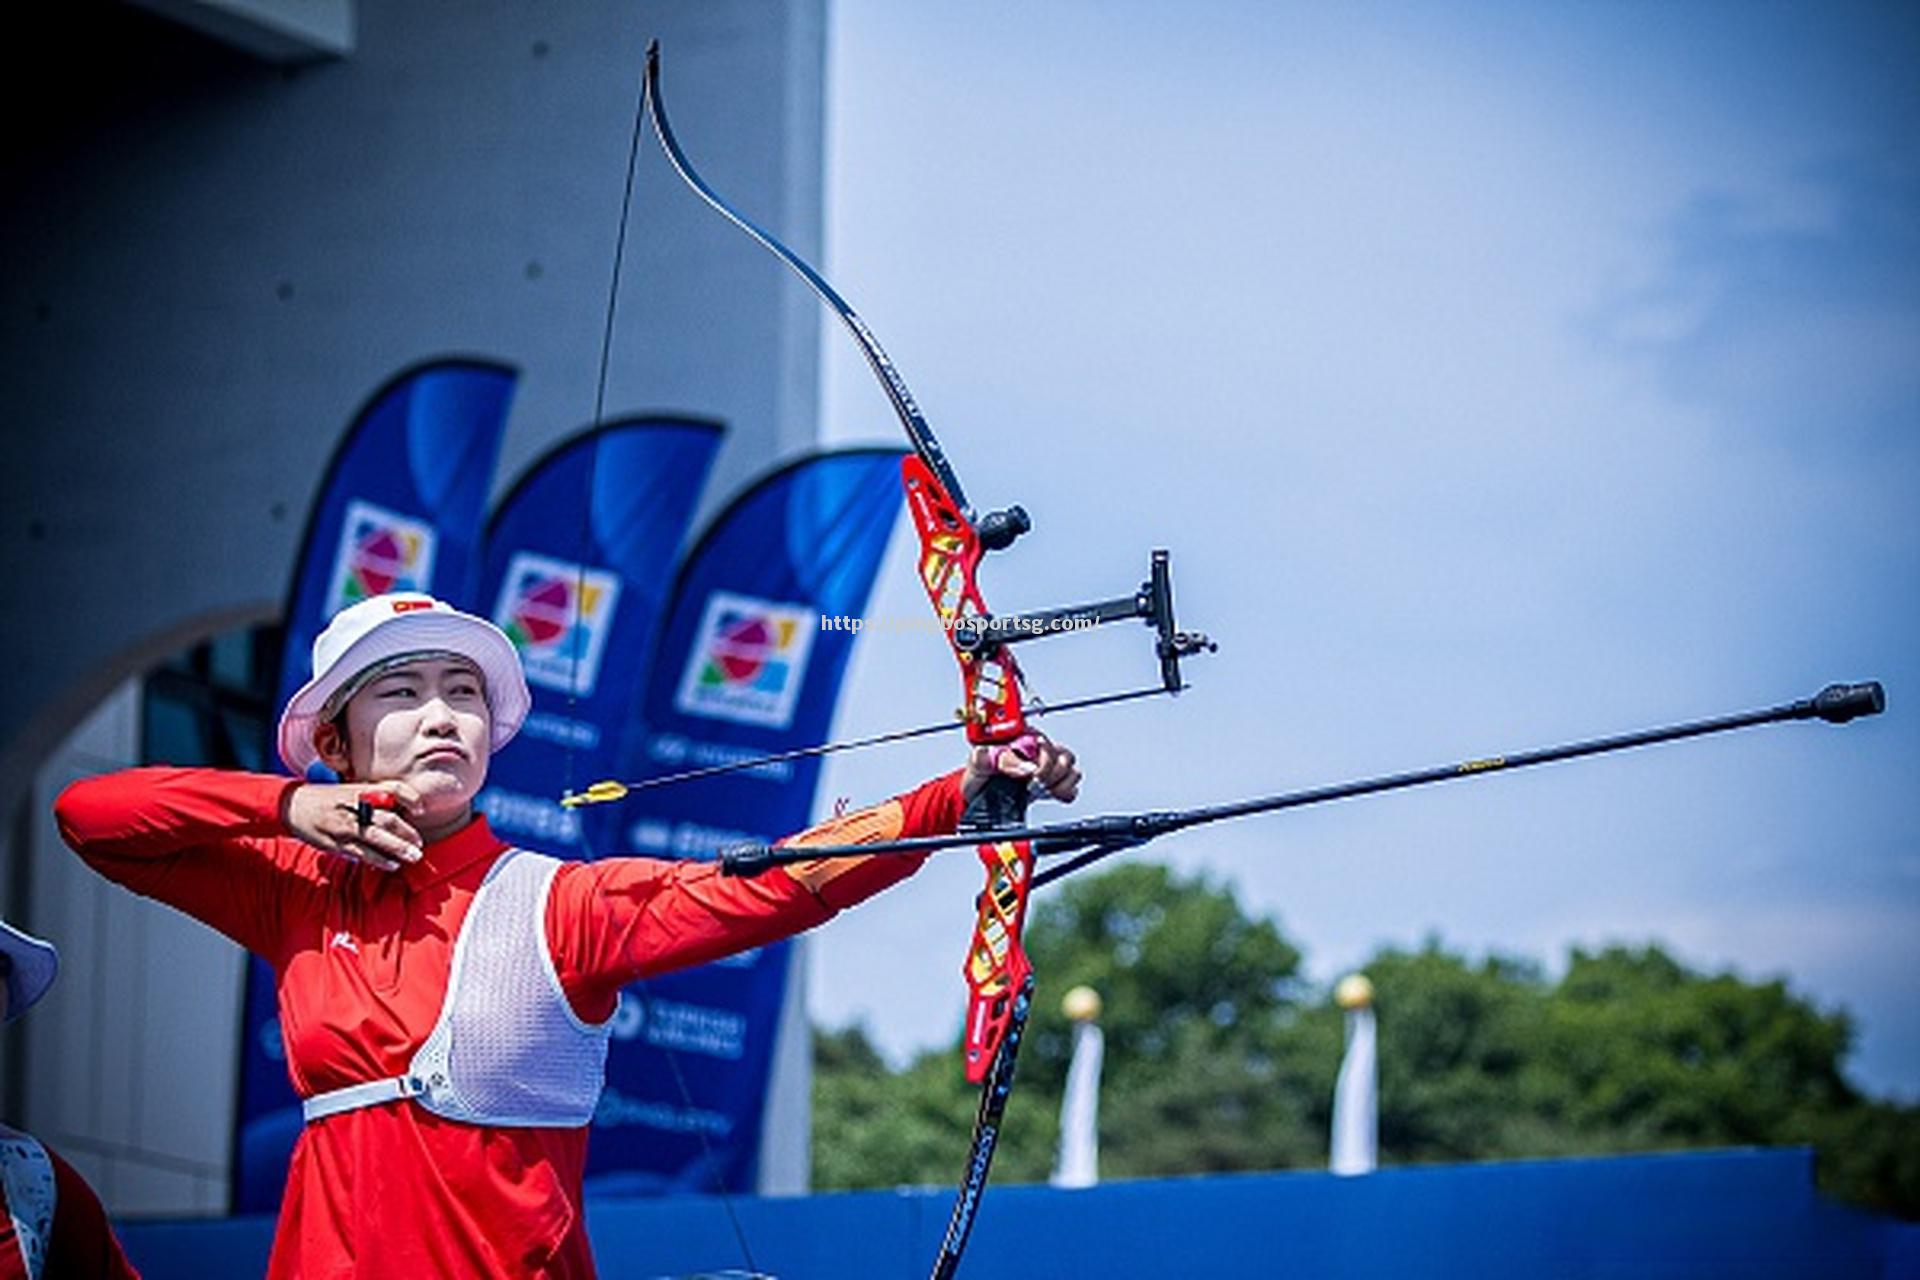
[[492, 551, 622, 697], [328, 499, 436, 611], [675, 592, 817, 728]]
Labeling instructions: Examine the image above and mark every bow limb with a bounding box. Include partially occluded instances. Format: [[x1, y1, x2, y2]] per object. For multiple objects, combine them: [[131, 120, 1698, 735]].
[[647, 41, 1043, 1086], [642, 41, 971, 513]]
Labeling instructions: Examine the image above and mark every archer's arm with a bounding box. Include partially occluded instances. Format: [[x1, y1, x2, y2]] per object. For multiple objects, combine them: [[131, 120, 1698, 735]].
[[54, 767, 312, 956], [548, 770, 965, 1020]]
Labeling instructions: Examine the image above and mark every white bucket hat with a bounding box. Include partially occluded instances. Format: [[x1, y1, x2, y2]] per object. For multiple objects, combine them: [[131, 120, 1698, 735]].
[[277, 592, 531, 775], [1, 920, 58, 1022]]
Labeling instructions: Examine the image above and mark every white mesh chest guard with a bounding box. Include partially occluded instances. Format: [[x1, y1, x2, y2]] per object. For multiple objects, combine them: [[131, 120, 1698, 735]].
[[302, 850, 613, 1128]]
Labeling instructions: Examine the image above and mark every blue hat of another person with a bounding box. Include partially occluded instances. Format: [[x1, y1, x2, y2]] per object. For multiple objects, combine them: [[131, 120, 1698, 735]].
[[0, 920, 58, 1021]]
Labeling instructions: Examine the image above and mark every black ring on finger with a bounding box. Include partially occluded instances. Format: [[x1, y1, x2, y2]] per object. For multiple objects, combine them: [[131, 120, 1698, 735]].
[[355, 799, 374, 832]]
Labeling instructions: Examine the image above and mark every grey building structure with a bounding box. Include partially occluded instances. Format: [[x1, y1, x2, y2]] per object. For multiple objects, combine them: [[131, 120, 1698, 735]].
[[1, 0, 827, 1213]]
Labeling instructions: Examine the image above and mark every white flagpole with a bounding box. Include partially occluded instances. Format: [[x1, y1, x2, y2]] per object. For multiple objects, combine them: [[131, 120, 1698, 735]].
[[1051, 985, 1105, 1189], [1329, 973, 1377, 1176]]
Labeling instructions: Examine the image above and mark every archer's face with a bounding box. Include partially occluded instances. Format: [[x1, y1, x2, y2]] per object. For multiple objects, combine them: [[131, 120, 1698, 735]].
[[331, 657, 492, 825]]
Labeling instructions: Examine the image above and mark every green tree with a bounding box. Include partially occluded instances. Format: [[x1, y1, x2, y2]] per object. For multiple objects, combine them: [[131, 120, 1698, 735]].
[[812, 864, 1920, 1218], [810, 1023, 979, 1190], [1017, 863, 1325, 1177], [1537, 946, 1857, 1146], [1358, 942, 1555, 1161], [812, 863, 1322, 1187]]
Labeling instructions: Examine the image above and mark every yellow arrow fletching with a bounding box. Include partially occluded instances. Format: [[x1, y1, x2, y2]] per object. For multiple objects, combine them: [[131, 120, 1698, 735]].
[[561, 780, 629, 808]]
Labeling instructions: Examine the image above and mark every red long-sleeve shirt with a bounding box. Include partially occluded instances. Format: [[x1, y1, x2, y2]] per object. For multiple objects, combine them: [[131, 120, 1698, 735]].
[[55, 767, 958, 1279]]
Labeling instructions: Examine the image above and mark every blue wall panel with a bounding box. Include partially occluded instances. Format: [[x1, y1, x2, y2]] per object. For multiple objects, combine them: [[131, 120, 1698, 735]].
[[117, 1148, 1916, 1279]]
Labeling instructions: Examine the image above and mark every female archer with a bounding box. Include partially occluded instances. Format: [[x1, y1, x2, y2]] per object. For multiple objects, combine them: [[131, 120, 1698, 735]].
[[56, 590, 1078, 1279]]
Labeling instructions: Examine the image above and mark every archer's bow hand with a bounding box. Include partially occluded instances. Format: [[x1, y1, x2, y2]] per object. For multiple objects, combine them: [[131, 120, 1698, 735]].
[[964, 732, 1082, 807]]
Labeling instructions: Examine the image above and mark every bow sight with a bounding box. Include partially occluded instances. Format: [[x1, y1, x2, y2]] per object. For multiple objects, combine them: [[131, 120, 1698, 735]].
[[559, 545, 1215, 805], [950, 549, 1217, 698]]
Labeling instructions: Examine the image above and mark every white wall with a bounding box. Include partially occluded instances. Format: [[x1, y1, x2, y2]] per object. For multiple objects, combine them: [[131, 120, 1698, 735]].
[[0, 0, 828, 809], [25, 683, 246, 1213], [0, 0, 827, 1213]]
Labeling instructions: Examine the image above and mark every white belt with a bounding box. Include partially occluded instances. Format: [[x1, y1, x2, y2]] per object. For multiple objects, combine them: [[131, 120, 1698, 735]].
[[302, 1073, 427, 1123]]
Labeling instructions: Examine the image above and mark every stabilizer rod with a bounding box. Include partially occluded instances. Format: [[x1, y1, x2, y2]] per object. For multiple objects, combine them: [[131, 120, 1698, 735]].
[[717, 681, 1885, 878]]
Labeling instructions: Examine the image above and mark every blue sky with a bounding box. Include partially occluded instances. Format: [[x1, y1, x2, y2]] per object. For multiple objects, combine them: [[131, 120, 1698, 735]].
[[806, 2, 1919, 1100]]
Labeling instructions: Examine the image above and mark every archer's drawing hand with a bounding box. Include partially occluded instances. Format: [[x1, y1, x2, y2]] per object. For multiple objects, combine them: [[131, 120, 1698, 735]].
[[284, 782, 426, 872], [964, 732, 1081, 806]]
